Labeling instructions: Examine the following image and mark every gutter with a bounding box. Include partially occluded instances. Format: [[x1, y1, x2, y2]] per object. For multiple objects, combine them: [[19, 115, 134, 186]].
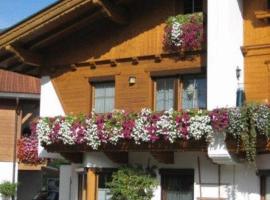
[[0, 92, 40, 100]]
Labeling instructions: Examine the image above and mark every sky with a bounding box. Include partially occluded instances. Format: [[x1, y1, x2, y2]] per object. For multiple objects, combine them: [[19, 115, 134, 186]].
[[0, 0, 58, 29]]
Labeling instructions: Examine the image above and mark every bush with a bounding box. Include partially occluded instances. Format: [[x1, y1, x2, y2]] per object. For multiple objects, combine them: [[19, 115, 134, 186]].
[[107, 166, 157, 200], [0, 181, 17, 197]]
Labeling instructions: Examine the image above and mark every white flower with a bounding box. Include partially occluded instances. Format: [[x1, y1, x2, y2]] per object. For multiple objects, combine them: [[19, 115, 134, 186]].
[[132, 108, 152, 144], [36, 118, 51, 145], [156, 109, 178, 143], [189, 115, 213, 140], [171, 20, 183, 47], [85, 117, 100, 150]]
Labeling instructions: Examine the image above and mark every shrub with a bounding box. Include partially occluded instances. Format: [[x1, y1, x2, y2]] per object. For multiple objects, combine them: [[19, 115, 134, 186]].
[[107, 166, 157, 200], [0, 181, 17, 197]]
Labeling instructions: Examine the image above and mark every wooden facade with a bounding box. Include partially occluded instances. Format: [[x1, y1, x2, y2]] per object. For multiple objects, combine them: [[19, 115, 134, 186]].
[[47, 0, 206, 114], [0, 102, 17, 162], [243, 0, 270, 103]]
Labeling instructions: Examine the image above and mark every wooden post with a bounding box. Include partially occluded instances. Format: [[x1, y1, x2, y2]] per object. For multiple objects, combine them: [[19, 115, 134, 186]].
[[87, 168, 98, 200]]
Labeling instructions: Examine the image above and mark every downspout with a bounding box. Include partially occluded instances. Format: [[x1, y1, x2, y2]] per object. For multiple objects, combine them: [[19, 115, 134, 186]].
[[12, 98, 20, 187]]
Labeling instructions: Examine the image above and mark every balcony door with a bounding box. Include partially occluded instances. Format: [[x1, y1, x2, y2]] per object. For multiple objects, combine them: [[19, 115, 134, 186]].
[[160, 169, 194, 200]]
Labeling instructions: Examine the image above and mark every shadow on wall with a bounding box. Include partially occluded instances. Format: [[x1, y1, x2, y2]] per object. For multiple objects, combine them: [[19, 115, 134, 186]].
[[45, 0, 176, 67]]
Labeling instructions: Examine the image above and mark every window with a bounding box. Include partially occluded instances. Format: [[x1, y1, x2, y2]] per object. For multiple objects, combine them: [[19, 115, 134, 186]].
[[259, 170, 270, 200], [154, 75, 206, 111], [182, 76, 206, 110], [93, 82, 115, 113], [184, 0, 203, 14], [97, 169, 116, 200], [160, 169, 194, 200], [155, 77, 175, 112]]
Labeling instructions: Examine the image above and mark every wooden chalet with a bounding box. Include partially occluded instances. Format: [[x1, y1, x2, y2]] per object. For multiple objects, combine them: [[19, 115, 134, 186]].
[[0, 0, 270, 200]]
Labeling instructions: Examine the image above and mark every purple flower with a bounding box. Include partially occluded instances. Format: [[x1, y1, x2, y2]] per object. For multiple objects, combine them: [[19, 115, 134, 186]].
[[209, 109, 229, 132]]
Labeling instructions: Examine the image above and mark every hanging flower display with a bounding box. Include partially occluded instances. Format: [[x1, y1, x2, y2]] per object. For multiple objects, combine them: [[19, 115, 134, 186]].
[[31, 104, 270, 163], [163, 12, 204, 52], [17, 134, 44, 165]]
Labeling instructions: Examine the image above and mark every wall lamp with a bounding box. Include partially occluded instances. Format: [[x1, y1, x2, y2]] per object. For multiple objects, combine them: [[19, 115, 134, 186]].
[[129, 76, 136, 85], [236, 66, 241, 81]]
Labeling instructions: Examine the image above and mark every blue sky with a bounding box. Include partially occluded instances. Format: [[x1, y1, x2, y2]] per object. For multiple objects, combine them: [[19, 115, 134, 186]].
[[0, 0, 58, 29]]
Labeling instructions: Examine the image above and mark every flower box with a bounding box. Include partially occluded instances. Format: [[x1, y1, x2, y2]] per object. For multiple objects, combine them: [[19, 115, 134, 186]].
[[163, 12, 205, 52]]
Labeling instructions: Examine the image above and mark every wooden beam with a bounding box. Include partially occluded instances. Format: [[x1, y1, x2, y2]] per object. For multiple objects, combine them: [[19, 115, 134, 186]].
[[151, 151, 174, 164], [87, 168, 98, 200], [30, 11, 103, 50], [4, 45, 42, 66], [104, 152, 128, 164], [92, 0, 129, 24], [0, 56, 17, 68], [22, 112, 33, 125]]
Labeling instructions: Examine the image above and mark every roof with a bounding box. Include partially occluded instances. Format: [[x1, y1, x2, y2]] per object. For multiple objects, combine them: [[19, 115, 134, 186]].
[[0, 69, 40, 94], [0, 0, 130, 77]]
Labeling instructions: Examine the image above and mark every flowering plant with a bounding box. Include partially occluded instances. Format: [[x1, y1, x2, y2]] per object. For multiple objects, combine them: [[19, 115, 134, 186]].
[[34, 104, 270, 163], [163, 13, 204, 52], [17, 125, 44, 164]]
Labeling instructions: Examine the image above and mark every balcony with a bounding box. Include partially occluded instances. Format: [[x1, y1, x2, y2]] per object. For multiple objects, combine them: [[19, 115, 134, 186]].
[[24, 104, 270, 165]]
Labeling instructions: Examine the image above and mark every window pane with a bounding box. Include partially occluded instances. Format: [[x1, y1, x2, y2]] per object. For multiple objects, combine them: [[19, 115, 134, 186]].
[[95, 98, 105, 113], [98, 172, 113, 200], [196, 78, 207, 109], [95, 85, 105, 97], [156, 78, 175, 111], [182, 77, 206, 109], [94, 82, 115, 113], [105, 83, 115, 97], [105, 97, 114, 113], [184, 0, 203, 14]]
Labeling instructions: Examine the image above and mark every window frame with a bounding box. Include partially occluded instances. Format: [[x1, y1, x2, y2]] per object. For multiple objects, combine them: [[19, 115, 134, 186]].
[[159, 169, 194, 200], [152, 74, 206, 111], [183, 0, 204, 14], [90, 80, 115, 114]]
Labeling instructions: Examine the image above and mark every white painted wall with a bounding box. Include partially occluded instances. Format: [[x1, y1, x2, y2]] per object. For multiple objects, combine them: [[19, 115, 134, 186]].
[[207, 0, 244, 109], [59, 164, 82, 200], [82, 152, 262, 200], [39, 76, 65, 158], [0, 162, 18, 200], [40, 76, 65, 117], [59, 165, 72, 200]]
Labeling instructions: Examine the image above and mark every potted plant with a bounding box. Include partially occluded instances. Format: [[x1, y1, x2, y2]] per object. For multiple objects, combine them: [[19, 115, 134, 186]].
[[0, 181, 17, 200]]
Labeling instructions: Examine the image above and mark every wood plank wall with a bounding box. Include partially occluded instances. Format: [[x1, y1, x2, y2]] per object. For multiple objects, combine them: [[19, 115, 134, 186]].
[[0, 102, 16, 162], [50, 0, 206, 114], [244, 0, 270, 103], [52, 54, 204, 114]]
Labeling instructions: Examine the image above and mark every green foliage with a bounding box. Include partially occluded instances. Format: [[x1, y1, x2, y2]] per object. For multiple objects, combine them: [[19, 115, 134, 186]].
[[166, 12, 203, 25], [107, 166, 157, 200], [48, 159, 70, 169], [0, 181, 17, 197]]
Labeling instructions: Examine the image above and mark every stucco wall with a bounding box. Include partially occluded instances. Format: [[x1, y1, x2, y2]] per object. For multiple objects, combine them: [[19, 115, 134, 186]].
[[80, 152, 264, 200], [207, 0, 244, 109], [39, 76, 64, 159], [0, 162, 17, 200]]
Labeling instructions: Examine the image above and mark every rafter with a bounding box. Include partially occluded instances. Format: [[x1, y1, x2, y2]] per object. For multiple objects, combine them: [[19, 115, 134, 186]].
[[30, 11, 103, 50], [4, 45, 42, 67], [92, 0, 129, 24]]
